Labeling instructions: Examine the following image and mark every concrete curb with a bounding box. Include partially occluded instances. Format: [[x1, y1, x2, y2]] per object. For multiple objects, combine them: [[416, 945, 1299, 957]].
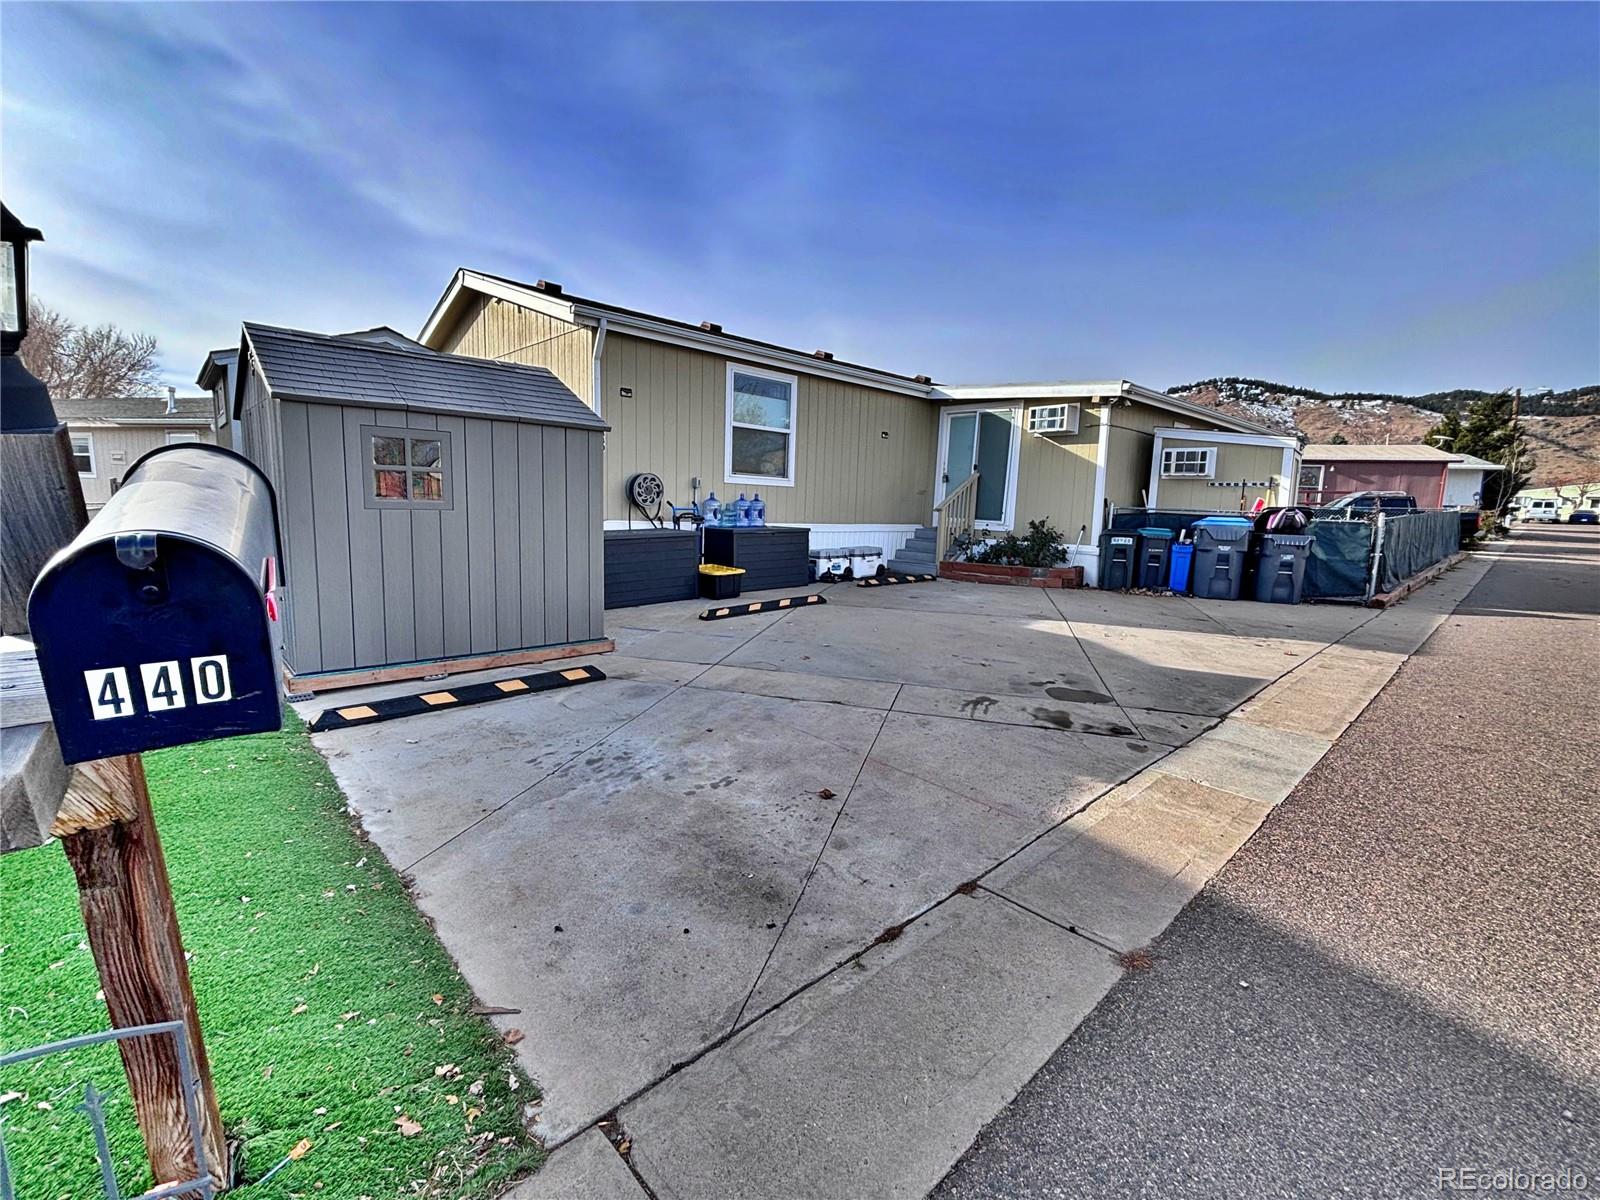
[[1367, 549, 1469, 608]]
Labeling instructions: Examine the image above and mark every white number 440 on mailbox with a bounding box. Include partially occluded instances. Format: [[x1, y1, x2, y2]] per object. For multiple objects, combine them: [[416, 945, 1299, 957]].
[[84, 656, 234, 720]]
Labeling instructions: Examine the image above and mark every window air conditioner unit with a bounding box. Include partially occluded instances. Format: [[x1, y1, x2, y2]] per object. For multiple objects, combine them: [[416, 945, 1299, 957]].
[[1026, 403, 1080, 435]]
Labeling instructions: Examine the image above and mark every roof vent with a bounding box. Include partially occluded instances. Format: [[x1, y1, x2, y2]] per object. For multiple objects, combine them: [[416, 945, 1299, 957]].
[[699, 321, 722, 334], [914, 374, 933, 385], [812, 350, 834, 360], [535, 279, 563, 296]]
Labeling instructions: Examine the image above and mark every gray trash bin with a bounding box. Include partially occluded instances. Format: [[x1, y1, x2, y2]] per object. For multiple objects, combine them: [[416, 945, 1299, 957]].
[[1190, 517, 1253, 600], [1253, 533, 1315, 604], [1098, 531, 1137, 590]]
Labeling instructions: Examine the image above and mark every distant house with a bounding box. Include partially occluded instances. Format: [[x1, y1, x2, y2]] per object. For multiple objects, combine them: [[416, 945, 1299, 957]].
[[1511, 482, 1600, 521], [1297, 443, 1462, 507], [418, 269, 1292, 581], [1442, 452, 1506, 510], [196, 347, 240, 448], [55, 389, 215, 512]]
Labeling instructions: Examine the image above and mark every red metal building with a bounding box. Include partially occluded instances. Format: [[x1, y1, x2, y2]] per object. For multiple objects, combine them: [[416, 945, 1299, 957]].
[[1297, 444, 1461, 507]]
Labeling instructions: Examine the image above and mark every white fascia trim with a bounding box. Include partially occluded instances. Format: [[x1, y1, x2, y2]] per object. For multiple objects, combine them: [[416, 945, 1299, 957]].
[[1279, 445, 1298, 506], [591, 316, 608, 417], [1152, 425, 1300, 450], [1090, 406, 1111, 543], [419, 269, 580, 346], [1146, 439, 1163, 510], [935, 381, 1124, 401]]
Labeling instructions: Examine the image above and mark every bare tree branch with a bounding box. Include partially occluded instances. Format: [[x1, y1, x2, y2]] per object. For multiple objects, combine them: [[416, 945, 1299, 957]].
[[17, 298, 161, 398]]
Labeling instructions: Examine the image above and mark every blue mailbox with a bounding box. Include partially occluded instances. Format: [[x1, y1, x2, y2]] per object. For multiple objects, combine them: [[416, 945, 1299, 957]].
[[28, 445, 285, 765]]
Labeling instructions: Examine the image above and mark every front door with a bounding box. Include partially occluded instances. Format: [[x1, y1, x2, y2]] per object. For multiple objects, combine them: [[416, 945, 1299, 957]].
[[937, 406, 1019, 528]]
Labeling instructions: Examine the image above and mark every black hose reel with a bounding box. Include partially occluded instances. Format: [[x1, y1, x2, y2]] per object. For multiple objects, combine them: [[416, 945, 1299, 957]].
[[627, 471, 666, 526]]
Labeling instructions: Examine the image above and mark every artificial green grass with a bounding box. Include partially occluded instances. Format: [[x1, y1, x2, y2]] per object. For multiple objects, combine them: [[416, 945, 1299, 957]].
[[0, 713, 542, 1198]]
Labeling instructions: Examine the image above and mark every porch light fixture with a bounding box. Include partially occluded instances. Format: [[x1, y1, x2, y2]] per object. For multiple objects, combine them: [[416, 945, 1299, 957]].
[[1, 203, 56, 431]]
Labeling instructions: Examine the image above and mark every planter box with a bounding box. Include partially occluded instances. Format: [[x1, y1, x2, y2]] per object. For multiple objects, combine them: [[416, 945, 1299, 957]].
[[940, 562, 1084, 589]]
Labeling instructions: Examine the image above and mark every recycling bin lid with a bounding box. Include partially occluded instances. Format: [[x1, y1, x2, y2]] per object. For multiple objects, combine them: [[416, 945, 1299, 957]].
[[1262, 534, 1315, 547], [1193, 516, 1254, 527], [1135, 527, 1175, 539]]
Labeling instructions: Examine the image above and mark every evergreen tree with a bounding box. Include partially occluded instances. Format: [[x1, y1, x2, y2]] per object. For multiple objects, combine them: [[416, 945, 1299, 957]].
[[1328, 432, 1349, 445], [1426, 406, 1464, 451], [1455, 391, 1535, 512]]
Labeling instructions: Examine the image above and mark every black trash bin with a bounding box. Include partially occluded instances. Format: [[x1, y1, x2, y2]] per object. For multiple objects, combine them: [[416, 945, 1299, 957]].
[[1098, 531, 1137, 590], [1135, 527, 1174, 589], [1190, 516, 1253, 600], [1252, 533, 1315, 604]]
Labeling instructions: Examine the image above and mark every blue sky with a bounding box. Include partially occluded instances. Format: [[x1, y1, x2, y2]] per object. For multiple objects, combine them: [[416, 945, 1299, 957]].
[[2, 2, 1595, 394]]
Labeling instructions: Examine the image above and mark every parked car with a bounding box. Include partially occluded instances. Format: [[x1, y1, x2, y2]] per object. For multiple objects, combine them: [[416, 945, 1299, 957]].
[[1325, 490, 1419, 515], [1569, 509, 1598, 525]]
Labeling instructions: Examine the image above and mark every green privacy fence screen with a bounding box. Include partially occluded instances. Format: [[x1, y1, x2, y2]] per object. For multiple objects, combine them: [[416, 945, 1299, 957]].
[[1304, 518, 1376, 600], [1375, 510, 1461, 593]]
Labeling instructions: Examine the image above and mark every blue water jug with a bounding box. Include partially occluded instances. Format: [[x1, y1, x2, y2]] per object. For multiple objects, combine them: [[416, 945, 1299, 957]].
[[702, 491, 722, 526], [734, 493, 751, 526], [749, 493, 766, 526]]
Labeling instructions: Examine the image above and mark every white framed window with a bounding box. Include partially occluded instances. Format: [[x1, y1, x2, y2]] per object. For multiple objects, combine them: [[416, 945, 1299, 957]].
[[725, 364, 797, 487], [1025, 403, 1080, 435], [165, 431, 201, 445], [70, 432, 95, 476], [361, 425, 453, 509], [1298, 463, 1325, 491], [1160, 446, 1216, 478]]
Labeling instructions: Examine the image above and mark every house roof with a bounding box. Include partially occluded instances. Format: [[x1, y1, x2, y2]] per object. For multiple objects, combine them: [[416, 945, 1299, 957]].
[[418, 268, 937, 397], [1445, 452, 1506, 472], [241, 323, 609, 432], [1302, 443, 1462, 463], [54, 395, 213, 425], [337, 326, 434, 352], [196, 346, 238, 391]]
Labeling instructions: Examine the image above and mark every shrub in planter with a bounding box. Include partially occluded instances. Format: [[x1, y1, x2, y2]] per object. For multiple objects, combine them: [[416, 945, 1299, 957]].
[[967, 519, 1069, 568]]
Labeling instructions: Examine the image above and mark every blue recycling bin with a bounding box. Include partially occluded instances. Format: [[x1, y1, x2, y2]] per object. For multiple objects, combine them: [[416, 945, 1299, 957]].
[[1190, 516, 1254, 600], [1168, 541, 1194, 593]]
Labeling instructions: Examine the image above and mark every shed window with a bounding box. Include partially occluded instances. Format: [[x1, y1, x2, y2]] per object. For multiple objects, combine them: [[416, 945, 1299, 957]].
[[1160, 446, 1215, 478], [726, 365, 797, 487], [1298, 463, 1325, 491], [70, 432, 95, 476], [165, 431, 201, 445], [362, 426, 452, 509]]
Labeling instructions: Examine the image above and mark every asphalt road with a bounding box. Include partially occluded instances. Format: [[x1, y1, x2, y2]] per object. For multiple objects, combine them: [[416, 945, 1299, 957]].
[[934, 526, 1600, 1200]]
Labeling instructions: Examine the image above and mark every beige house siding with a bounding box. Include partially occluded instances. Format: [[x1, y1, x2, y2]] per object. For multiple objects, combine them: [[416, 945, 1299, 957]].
[[1101, 400, 1167, 509], [437, 294, 595, 403], [68, 422, 215, 510], [602, 333, 938, 525], [1156, 440, 1290, 512], [1011, 410, 1100, 537]]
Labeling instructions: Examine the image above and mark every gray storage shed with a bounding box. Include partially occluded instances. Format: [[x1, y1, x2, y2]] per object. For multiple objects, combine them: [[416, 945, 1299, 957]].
[[235, 323, 611, 690]]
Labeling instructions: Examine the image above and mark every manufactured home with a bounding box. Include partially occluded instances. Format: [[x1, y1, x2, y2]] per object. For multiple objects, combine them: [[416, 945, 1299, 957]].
[[419, 269, 1292, 583], [233, 322, 610, 690]]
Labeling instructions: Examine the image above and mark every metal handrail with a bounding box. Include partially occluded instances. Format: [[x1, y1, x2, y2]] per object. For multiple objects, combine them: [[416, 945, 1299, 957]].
[[933, 471, 980, 563]]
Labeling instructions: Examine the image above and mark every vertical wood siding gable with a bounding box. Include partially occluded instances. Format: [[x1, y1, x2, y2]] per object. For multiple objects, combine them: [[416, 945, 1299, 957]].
[[438, 294, 595, 405]]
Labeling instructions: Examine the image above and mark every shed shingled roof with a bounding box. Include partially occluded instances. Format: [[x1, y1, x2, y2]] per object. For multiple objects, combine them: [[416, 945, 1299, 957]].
[[242, 323, 608, 431]]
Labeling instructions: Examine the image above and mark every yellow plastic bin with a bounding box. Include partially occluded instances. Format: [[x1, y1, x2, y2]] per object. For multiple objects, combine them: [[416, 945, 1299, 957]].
[[698, 563, 746, 600]]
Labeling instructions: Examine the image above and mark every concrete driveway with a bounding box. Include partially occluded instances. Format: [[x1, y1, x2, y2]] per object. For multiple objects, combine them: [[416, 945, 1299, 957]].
[[304, 574, 1384, 1187]]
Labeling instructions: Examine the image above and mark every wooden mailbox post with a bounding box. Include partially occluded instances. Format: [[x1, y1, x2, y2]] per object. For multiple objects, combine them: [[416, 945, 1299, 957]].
[[19, 445, 287, 1191]]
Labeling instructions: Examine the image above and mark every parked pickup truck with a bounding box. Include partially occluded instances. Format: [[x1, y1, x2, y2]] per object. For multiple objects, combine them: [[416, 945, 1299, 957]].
[[1325, 491, 1419, 515]]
